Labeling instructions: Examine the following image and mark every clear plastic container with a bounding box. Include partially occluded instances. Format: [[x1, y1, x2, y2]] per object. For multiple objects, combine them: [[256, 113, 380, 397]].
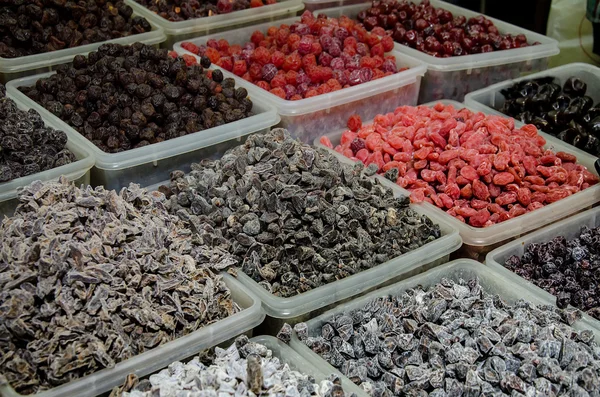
[[485, 206, 600, 338], [381, 0, 559, 103], [6, 72, 280, 191], [464, 62, 600, 127], [0, 13, 165, 84], [0, 274, 265, 397], [125, 0, 305, 49], [314, 100, 600, 261], [289, 259, 600, 384], [173, 4, 427, 144], [0, 97, 95, 218], [302, 0, 369, 12]]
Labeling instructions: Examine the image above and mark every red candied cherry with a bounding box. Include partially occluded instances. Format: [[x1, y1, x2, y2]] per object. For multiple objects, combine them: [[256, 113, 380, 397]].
[[311, 42, 323, 55], [404, 30, 418, 46], [372, 26, 386, 36], [382, 59, 397, 73], [282, 53, 301, 71], [181, 42, 199, 54], [487, 25, 499, 35], [348, 69, 362, 86], [267, 26, 278, 36], [334, 26, 349, 41], [276, 29, 290, 47], [498, 38, 512, 50], [328, 42, 341, 57], [359, 67, 373, 83], [249, 63, 262, 80], [270, 87, 286, 99], [326, 78, 342, 91], [285, 70, 298, 85], [516, 34, 527, 43], [283, 84, 296, 99], [320, 35, 333, 51], [347, 114, 362, 132], [425, 36, 442, 52], [442, 40, 454, 55], [207, 39, 219, 49], [241, 72, 251, 81], [218, 56, 233, 71], [256, 80, 270, 90], [302, 54, 317, 69], [293, 23, 311, 36], [414, 18, 429, 31], [271, 51, 285, 68], [182, 54, 197, 66], [461, 37, 475, 53], [290, 94, 302, 100], [381, 35, 394, 52], [232, 60, 247, 76], [305, 89, 318, 98], [217, 39, 229, 51], [296, 83, 309, 96], [252, 47, 271, 65], [261, 63, 278, 81], [363, 16, 378, 31], [287, 33, 301, 47], [453, 15, 467, 26], [250, 0, 264, 7], [205, 47, 220, 63], [439, 9, 453, 23], [356, 42, 369, 56], [330, 57, 344, 70], [393, 27, 406, 42], [298, 36, 313, 55], [319, 51, 333, 67], [270, 74, 286, 88]]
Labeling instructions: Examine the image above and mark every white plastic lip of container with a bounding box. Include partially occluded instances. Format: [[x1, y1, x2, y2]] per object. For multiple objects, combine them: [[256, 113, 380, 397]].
[[315, 99, 600, 248], [465, 62, 600, 126], [0, 274, 266, 397], [173, 4, 428, 143], [0, 94, 96, 217], [380, 0, 559, 102], [485, 206, 600, 339], [289, 259, 600, 387], [0, 11, 166, 83], [6, 70, 281, 190], [125, 0, 306, 48]]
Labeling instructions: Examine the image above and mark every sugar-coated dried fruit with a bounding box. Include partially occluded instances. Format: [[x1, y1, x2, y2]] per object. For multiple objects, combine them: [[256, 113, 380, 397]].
[[326, 103, 598, 227], [112, 336, 354, 397], [134, 0, 277, 22], [181, 10, 405, 100], [19, 43, 253, 154], [0, 84, 75, 183], [0, 177, 239, 394], [0, 0, 152, 58], [358, 0, 537, 58], [297, 277, 600, 397], [504, 225, 600, 321], [164, 128, 441, 297]]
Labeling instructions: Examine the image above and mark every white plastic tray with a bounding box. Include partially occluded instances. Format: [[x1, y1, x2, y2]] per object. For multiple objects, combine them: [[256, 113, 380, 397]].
[[174, 4, 427, 144], [314, 100, 600, 258], [0, 274, 265, 397], [382, 0, 559, 102], [6, 71, 280, 191], [465, 62, 600, 142], [302, 0, 368, 11], [126, 0, 305, 49], [0, 11, 165, 83], [0, 96, 95, 218], [289, 259, 600, 386], [485, 206, 600, 338]]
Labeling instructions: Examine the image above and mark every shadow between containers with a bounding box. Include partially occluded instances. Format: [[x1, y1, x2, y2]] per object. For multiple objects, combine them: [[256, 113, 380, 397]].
[[0, 11, 166, 84], [5, 70, 280, 191], [314, 99, 600, 252], [485, 206, 600, 343], [287, 259, 600, 396], [172, 3, 427, 143], [0, 274, 265, 397], [0, 96, 96, 218]]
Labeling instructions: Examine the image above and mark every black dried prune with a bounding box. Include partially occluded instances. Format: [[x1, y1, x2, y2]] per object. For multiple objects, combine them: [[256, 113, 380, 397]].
[[19, 44, 253, 153]]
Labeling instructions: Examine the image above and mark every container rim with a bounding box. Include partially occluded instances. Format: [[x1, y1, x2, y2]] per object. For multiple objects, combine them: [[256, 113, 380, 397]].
[[0, 11, 166, 74], [6, 71, 280, 171]]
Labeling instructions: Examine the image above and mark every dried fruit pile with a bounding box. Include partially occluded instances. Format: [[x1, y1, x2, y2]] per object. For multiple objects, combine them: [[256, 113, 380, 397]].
[[0, 178, 239, 394], [181, 10, 401, 100], [19, 43, 253, 153], [497, 76, 600, 157], [297, 278, 600, 396], [163, 128, 440, 297], [322, 103, 599, 227], [357, 0, 536, 57], [0, 84, 75, 183], [114, 336, 351, 397], [134, 0, 277, 22], [504, 225, 600, 320], [0, 0, 152, 59]]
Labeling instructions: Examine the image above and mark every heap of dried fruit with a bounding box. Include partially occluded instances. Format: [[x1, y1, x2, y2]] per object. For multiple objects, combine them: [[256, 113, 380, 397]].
[[322, 103, 599, 227], [504, 225, 600, 320], [0, 177, 238, 394], [0, 83, 75, 183], [357, 0, 537, 57], [163, 128, 440, 297], [498, 76, 600, 157], [19, 43, 253, 153], [112, 335, 352, 397], [134, 0, 277, 22], [297, 277, 600, 396], [181, 10, 401, 100], [0, 0, 152, 58]]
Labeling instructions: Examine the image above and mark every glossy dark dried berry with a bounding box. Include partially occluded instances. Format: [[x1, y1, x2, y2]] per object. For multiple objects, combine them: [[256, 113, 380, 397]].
[[0, 1, 152, 58], [19, 43, 253, 153]]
